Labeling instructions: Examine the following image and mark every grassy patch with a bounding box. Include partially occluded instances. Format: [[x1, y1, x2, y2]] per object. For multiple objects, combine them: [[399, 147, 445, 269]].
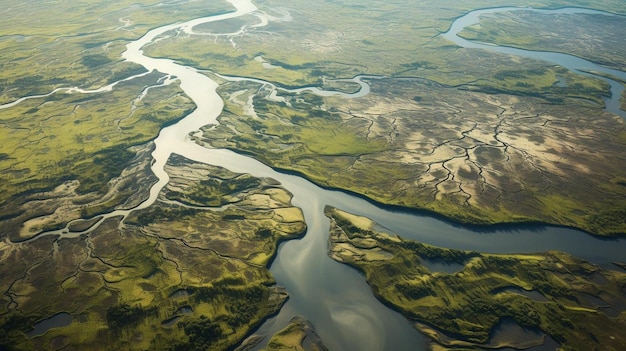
[[200, 76, 626, 235], [0, 156, 303, 350], [325, 206, 626, 349]]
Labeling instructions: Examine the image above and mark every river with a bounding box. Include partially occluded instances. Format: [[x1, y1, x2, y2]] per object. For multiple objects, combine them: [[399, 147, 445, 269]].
[[441, 7, 626, 119], [14, 2, 626, 350]]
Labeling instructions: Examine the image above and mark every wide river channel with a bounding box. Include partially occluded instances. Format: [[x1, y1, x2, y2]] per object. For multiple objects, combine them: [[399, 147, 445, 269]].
[[23, 1, 626, 350]]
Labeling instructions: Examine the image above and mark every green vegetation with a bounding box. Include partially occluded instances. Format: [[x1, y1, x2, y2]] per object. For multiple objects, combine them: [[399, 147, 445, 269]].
[[0, 71, 195, 204], [0, 0, 232, 104], [167, 173, 261, 207], [106, 303, 158, 330], [173, 316, 223, 351], [458, 10, 626, 71], [263, 317, 328, 351], [0, 70, 196, 241], [198, 83, 389, 186], [481, 66, 610, 106], [199, 76, 626, 235], [325, 206, 626, 350], [0, 156, 305, 350], [0, 0, 233, 242]]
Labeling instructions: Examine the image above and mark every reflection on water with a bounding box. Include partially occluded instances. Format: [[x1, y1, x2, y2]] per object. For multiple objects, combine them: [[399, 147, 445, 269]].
[[441, 7, 626, 119], [24, 3, 625, 350], [27, 313, 73, 338]]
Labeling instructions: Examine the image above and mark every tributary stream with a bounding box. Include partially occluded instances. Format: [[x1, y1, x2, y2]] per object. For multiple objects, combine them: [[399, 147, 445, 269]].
[[17, 2, 626, 350]]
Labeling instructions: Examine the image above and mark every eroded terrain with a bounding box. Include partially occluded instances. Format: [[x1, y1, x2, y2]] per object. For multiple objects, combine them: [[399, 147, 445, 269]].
[[325, 206, 626, 350], [1, 0, 626, 349], [458, 10, 626, 71], [0, 155, 305, 350], [198, 77, 626, 235]]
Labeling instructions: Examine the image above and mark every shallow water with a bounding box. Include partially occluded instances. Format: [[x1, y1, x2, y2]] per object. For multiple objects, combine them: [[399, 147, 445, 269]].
[[441, 7, 626, 118], [18, 3, 626, 350], [27, 313, 73, 338]]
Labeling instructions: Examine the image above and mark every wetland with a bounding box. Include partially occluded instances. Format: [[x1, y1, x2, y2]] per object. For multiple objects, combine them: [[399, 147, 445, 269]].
[[1, 0, 626, 350], [325, 206, 626, 350]]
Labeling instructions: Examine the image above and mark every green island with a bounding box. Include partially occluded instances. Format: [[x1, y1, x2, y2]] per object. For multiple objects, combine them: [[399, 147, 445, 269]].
[[0, 155, 306, 350], [325, 206, 626, 350], [1, 0, 626, 350]]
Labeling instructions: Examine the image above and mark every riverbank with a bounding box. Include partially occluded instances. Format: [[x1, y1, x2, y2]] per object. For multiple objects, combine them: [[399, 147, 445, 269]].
[[199, 74, 626, 236], [0, 155, 306, 350], [2, 1, 626, 350], [325, 206, 626, 350]]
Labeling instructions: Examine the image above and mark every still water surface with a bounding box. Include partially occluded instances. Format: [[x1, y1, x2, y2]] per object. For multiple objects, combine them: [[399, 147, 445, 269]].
[[22, 2, 626, 349], [122, 3, 626, 350]]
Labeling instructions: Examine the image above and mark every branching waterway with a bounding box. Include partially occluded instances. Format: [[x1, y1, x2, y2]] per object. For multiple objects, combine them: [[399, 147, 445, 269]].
[[8, 2, 626, 350], [442, 7, 626, 119]]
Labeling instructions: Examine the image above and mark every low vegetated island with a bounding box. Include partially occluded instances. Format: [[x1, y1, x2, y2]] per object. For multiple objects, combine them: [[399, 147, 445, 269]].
[[1, 0, 626, 350], [325, 206, 626, 350], [261, 316, 328, 351], [0, 155, 306, 350], [199, 74, 626, 236]]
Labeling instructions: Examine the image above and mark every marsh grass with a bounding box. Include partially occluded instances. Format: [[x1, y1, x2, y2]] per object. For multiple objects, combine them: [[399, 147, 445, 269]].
[[326, 206, 626, 350], [201, 76, 626, 235], [0, 157, 304, 350], [0, 71, 195, 205]]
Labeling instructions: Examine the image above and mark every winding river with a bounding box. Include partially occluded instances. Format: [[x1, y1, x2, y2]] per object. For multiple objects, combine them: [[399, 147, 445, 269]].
[[8, 2, 626, 350], [441, 7, 626, 118]]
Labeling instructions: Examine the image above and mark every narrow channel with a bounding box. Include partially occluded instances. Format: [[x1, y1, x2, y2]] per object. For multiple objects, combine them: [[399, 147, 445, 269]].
[[19, 2, 626, 350], [441, 7, 626, 119]]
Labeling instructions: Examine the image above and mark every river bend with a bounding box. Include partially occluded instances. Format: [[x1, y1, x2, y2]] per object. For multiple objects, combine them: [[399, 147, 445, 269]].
[[15, 2, 626, 350], [442, 7, 626, 118]]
